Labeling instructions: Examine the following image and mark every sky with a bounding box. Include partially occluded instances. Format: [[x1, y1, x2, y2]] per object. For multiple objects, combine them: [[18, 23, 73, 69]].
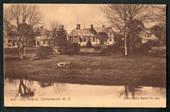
[[38, 4, 108, 33], [4, 4, 166, 34]]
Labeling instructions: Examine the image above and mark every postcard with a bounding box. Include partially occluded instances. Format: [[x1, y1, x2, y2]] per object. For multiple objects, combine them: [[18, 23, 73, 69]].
[[3, 4, 166, 107]]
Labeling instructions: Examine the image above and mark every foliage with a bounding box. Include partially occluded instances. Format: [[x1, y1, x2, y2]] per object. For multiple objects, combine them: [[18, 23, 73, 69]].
[[150, 25, 162, 39], [56, 29, 67, 47], [52, 25, 68, 52], [100, 39, 159, 55], [50, 24, 77, 54], [151, 5, 166, 24], [126, 35, 143, 55], [59, 42, 80, 55], [100, 45, 123, 55], [36, 46, 54, 59], [126, 19, 145, 55], [103, 4, 151, 55], [113, 34, 124, 50], [134, 40, 160, 55], [86, 41, 93, 48], [135, 43, 151, 55], [127, 19, 145, 33], [4, 4, 42, 47], [97, 32, 108, 45], [150, 24, 166, 45], [18, 23, 36, 47]]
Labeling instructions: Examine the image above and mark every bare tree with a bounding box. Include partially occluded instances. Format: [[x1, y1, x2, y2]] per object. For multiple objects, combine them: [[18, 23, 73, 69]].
[[151, 5, 166, 24], [50, 20, 60, 31], [4, 4, 42, 59], [103, 4, 151, 55], [5, 4, 42, 28], [49, 20, 60, 40]]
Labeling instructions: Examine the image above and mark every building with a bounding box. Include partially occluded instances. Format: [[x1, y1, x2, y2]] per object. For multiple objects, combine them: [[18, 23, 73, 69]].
[[3, 25, 18, 48], [68, 24, 115, 47], [35, 35, 55, 47], [35, 25, 68, 47], [139, 30, 158, 43], [35, 27, 55, 47]]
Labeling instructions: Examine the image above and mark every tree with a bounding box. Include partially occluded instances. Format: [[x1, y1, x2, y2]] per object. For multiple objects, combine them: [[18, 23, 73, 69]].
[[103, 4, 151, 55], [97, 32, 108, 45], [56, 25, 68, 53], [126, 19, 145, 54], [86, 41, 93, 48], [151, 5, 166, 24], [5, 4, 42, 43], [50, 22, 68, 53], [5, 4, 42, 28], [150, 24, 166, 45], [150, 5, 166, 45], [4, 4, 42, 59], [50, 21, 60, 46]]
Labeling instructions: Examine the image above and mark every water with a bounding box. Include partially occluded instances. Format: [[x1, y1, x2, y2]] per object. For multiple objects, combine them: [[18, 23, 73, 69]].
[[4, 78, 166, 107]]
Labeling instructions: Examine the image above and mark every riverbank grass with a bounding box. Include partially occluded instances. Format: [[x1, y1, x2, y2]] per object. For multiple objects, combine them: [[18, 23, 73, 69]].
[[4, 52, 166, 87]]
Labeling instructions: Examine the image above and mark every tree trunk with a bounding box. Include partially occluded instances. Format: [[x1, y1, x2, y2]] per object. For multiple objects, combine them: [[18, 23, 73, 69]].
[[129, 34, 133, 55], [124, 35, 128, 56], [19, 48, 24, 59], [23, 47, 25, 56]]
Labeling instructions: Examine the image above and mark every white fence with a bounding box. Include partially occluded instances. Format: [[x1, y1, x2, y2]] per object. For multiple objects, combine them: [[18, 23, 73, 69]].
[[80, 48, 95, 53]]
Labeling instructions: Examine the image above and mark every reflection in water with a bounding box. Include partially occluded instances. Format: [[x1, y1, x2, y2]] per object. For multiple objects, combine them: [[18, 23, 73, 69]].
[[119, 77, 142, 99], [5, 78, 165, 102], [124, 84, 142, 99], [38, 81, 54, 88], [16, 79, 35, 98]]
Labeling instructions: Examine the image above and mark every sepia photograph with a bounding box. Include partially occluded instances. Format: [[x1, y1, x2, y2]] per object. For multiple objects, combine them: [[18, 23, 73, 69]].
[[3, 4, 166, 107]]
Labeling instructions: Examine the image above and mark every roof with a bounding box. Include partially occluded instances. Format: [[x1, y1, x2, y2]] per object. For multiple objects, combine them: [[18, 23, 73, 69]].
[[93, 27, 112, 34], [35, 34, 54, 40], [69, 26, 113, 37], [69, 29, 95, 37]]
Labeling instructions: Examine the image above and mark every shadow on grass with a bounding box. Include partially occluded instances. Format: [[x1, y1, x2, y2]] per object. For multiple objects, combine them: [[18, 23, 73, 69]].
[[4, 56, 32, 61]]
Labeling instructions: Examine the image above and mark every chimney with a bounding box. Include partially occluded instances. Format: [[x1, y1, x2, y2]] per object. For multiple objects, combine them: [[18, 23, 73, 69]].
[[40, 26, 44, 30], [76, 24, 80, 30], [61, 25, 64, 30], [91, 24, 94, 29]]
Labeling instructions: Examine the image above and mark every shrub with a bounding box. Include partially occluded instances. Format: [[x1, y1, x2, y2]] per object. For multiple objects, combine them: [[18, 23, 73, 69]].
[[135, 41, 153, 55], [86, 41, 93, 48], [70, 43, 80, 54], [100, 45, 123, 55], [36, 46, 54, 59], [59, 42, 80, 55]]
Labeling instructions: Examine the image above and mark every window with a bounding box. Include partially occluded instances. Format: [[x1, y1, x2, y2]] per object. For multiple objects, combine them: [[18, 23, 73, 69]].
[[84, 37, 86, 42], [80, 38, 82, 42], [73, 37, 75, 42], [37, 41, 40, 46], [93, 37, 95, 42]]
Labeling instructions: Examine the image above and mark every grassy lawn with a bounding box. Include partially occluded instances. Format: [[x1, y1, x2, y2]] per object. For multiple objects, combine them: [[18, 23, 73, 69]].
[[4, 47, 166, 87]]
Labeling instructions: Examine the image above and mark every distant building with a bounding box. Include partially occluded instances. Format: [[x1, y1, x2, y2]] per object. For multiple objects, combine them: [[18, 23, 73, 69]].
[[35, 25, 68, 47], [68, 24, 115, 47], [35, 26, 55, 47], [139, 30, 158, 43], [35, 35, 55, 47], [3, 25, 18, 48]]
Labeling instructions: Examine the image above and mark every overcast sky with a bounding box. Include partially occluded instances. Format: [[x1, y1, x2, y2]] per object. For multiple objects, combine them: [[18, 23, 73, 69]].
[[38, 4, 108, 33], [4, 4, 165, 33]]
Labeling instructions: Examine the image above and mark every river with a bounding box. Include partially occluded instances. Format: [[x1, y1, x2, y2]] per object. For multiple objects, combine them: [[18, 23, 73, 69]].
[[4, 78, 166, 107]]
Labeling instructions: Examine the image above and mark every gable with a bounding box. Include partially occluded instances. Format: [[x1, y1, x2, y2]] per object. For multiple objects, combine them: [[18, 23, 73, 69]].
[[69, 29, 95, 37]]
